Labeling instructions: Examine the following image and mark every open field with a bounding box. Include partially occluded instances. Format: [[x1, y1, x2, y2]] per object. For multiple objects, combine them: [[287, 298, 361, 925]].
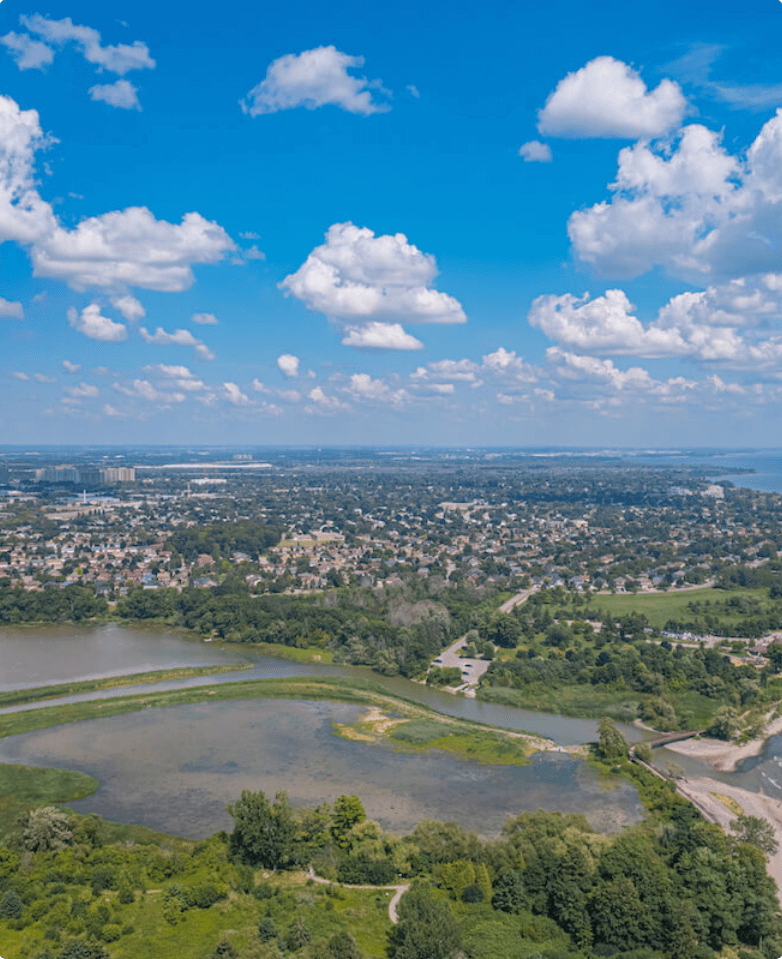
[[248, 641, 334, 663], [0, 862, 394, 959], [584, 586, 769, 631]]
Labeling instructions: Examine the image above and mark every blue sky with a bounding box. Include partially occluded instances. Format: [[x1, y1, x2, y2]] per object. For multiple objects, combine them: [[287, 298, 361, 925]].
[[2, 0, 782, 446]]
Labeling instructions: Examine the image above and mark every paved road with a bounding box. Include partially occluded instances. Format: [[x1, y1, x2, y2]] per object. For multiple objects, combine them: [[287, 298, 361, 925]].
[[499, 585, 539, 613], [431, 586, 540, 693]]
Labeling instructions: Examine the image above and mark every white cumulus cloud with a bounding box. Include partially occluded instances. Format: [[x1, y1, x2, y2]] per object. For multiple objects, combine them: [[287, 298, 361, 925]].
[[192, 312, 219, 325], [89, 79, 141, 111], [538, 56, 687, 139], [68, 303, 127, 342], [0, 94, 235, 295], [33, 206, 235, 292], [64, 380, 99, 398], [346, 373, 410, 408], [282, 222, 464, 349], [568, 112, 782, 283], [19, 14, 155, 75], [142, 363, 206, 391], [519, 140, 552, 162], [410, 358, 481, 383], [223, 382, 250, 406], [306, 386, 350, 414], [0, 32, 54, 70], [482, 347, 538, 382], [111, 294, 145, 321], [0, 297, 24, 319], [242, 45, 390, 116], [341, 322, 423, 350], [530, 285, 782, 368], [277, 354, 300, 378], [139, 326, 214, 360]]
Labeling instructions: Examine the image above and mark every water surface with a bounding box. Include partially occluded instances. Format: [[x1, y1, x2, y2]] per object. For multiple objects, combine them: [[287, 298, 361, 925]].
[[0, 624, 642, 744], [0, 699, 644, 839], [0, 623, 244, 690]]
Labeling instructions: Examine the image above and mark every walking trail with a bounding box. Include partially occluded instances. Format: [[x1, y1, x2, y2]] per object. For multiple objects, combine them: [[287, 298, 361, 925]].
[[307, 866, 409, 924]]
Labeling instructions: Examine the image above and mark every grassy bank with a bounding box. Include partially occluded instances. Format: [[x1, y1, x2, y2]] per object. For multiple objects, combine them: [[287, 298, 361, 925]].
[[477, 678, 720, 729], [0, 676, 383, 741], [332, 709, 542, 766], [0, 663, 252, 709], [0, 763, 98, 836], [248, 641, 335, 664]]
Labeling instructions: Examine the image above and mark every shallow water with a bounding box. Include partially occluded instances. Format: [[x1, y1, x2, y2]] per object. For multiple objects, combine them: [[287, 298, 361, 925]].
[[0, 622, 243, 690], [0, 624, 642, 745], [0, 698, 644, 838]]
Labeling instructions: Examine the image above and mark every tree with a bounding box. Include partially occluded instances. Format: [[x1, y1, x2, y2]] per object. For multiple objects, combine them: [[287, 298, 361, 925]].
[[388, 881, 461, 959], [331, 794, 366, 849], [326, 930, 362, 959], [491, 870, 524, 913], [483, 613, 521, 649], [730, 814, 779, 855], [23, 806, 73, 852], [597, 718, 627, 763], [439, 860, 475, 900], [228, 790, 296, 869], [0, 889, 22, 919]]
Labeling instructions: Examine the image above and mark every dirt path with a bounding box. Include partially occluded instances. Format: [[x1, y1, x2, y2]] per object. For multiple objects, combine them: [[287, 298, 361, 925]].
[[307, 867, 409, 924]]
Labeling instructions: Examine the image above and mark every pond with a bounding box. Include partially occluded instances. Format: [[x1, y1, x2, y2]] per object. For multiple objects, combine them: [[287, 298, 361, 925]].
[[0, 698, 645, 839]]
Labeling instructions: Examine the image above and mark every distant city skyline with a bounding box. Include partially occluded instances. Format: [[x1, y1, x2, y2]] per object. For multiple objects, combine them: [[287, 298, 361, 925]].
[[1, 0, 782, 446]]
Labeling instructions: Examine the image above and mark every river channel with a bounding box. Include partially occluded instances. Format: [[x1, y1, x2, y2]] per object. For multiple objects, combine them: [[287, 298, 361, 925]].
[[0, 624, 646, 837]]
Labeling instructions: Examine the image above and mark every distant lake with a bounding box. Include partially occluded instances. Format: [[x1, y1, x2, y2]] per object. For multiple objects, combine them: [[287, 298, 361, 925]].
[[628, 449, 782, 494]]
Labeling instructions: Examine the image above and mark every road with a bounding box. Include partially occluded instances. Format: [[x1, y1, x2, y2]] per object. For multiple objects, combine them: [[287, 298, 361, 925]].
[[498, 585, 539, 613], [431, 585, 540, 695]]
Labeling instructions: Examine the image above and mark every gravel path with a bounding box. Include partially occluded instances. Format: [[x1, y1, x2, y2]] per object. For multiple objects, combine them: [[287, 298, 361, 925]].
[[307, 867, 409, 924]]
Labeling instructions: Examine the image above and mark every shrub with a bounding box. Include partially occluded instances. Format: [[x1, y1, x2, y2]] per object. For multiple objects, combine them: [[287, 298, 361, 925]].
[[101, 923, 122, 942], [212, 940, 238, 959], [258, 917, 277, 942], [118, 884, 134, 904], [461, 883, 483, 903], [0, 889, 22, 919]]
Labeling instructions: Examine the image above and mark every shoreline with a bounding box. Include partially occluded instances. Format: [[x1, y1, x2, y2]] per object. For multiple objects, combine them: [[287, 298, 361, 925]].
[[673, 773, 782, 904], [666, 710, 782, 772]]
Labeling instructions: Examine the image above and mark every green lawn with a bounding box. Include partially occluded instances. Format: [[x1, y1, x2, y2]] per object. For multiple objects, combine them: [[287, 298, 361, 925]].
[[581, 586, 768, 630]]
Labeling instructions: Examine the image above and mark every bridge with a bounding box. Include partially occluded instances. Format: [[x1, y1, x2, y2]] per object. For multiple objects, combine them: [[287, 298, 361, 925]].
[[641, 729, 705, 749]]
